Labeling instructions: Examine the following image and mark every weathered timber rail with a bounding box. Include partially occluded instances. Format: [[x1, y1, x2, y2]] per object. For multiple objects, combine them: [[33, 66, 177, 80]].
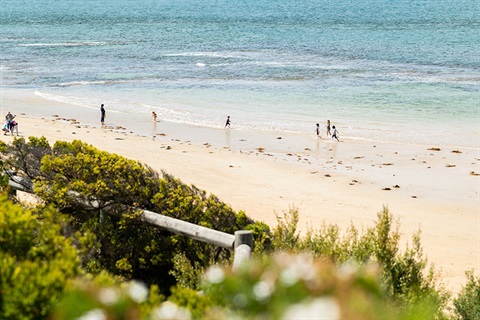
[[7, 177, 253, 268]]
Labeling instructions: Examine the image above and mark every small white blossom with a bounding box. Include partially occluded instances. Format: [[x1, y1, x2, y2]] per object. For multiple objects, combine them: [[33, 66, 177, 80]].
[[280, 268, 299, 287], [98, 287, 120, 306], [205, 266, 225, 284], [127, 281, 149, 303], [152, 301, 192, 320], [293, 253, 316, 281], [78, 308, 107, 320], [282, 297, 340, 320], [253, 281, 273, 302], [280, 252, 316, 287]]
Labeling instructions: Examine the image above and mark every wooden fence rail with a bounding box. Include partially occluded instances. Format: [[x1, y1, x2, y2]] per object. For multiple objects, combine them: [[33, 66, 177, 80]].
[[7, 177, 252, 268]]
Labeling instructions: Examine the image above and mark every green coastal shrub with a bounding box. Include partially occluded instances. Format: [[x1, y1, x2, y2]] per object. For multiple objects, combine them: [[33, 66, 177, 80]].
[[0, 136, 51, 183], [0, 137, 258, 294], [169, 253, 203, 290], [268, 207, 449, 316], [169, 285, 214, 319], [0, 195, 80, 319], [453, 270, 480, 319], [52, 279, 165, 320]]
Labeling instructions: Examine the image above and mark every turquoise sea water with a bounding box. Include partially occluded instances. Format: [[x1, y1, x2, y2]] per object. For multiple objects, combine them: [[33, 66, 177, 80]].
[[1, 0, 479, 148]]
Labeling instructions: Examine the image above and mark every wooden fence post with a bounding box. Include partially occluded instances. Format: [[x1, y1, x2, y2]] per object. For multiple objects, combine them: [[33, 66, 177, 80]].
[[233, 230, 253, 269]]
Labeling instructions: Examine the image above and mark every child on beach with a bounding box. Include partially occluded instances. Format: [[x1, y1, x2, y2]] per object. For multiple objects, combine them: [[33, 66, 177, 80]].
[[326, 120, 331, 137], [331, 125, 340, 141], [152, 111, 157, 122], [315, 123, 321, 137], [2, 122, 10, 135], [224, 116, 231, 128]]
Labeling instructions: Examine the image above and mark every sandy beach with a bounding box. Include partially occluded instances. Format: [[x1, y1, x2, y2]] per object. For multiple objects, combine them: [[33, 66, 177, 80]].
[[1, 92, 479, 295]]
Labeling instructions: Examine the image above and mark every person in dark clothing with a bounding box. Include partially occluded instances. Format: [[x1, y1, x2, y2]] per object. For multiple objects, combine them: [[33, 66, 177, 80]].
[[100, 104, 106, 125]]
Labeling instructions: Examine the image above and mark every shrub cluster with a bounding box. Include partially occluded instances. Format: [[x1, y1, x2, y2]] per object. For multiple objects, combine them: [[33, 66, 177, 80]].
[[1, 138, 258, 293], [270, 207, 449, 315], [0, 137, 478, 319], [0, 196, 80, 319]]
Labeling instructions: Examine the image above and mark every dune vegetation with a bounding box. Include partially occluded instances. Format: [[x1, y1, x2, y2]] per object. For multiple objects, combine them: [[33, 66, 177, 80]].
[[0, 137, 478, 319]]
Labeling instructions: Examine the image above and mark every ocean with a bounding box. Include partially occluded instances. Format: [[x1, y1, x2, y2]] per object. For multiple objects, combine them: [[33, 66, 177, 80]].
[[1, 0, 479, 149]]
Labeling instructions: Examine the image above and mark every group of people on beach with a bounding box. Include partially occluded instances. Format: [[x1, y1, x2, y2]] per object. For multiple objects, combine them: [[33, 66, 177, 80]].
[[224, 115, 340, 141], [100, 105, 340, 142], [316, 120, 340, 141], [2, 112, 18, 136]]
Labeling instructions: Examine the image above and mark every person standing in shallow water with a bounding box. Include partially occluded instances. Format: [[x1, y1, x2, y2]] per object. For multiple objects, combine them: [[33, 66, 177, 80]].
[[326, 120, 331, 137], [224, 116, 231, 128], [100, 104, 106, 125], [315, 123, 321, 137]]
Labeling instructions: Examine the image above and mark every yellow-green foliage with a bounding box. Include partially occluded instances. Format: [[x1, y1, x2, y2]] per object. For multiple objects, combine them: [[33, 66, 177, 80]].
[[454, 270, 480, 320], [36, 139, 161, 211], [169, 285, 214, 319], [201, 252, 440, 320], [268, 207, 449, 316], [52, 280, 164, 320], [169, 253, 204, 290], [1, 136, 51, 181], [1, 138, 257, 293], [0, 195, 80, 319]]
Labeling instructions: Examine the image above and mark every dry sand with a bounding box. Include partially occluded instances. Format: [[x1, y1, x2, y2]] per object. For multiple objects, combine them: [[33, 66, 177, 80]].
[[1, 112, 479, 295]]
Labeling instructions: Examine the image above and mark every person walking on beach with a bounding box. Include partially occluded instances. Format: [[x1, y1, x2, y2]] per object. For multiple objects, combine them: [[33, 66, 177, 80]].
[[224, 116, 231, 128], [152, 111, 157, 122], [315, 123, 321, 138], [100, 104, 106, 125], [331, 125, 340, 142], [326, 120, 331, 137]]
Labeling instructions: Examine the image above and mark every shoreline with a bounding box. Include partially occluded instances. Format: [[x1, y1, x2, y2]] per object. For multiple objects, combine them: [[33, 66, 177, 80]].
[[1, 91, 479, 295], [2, 87, 479, 151]]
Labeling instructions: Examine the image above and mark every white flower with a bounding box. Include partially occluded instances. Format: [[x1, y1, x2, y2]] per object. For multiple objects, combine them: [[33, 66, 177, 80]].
[[152, 301, 192, 320], [205, 266, 225, 284], [78, 308, 107, 320], [280, 252, 316, 287], [98, 287, 120, 306], [337, 260, 358, 280], [253, 281, 273, 302], [280, 268, 299, 287], [127, 281, 149, 303], [282, 297, 340, 320]]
